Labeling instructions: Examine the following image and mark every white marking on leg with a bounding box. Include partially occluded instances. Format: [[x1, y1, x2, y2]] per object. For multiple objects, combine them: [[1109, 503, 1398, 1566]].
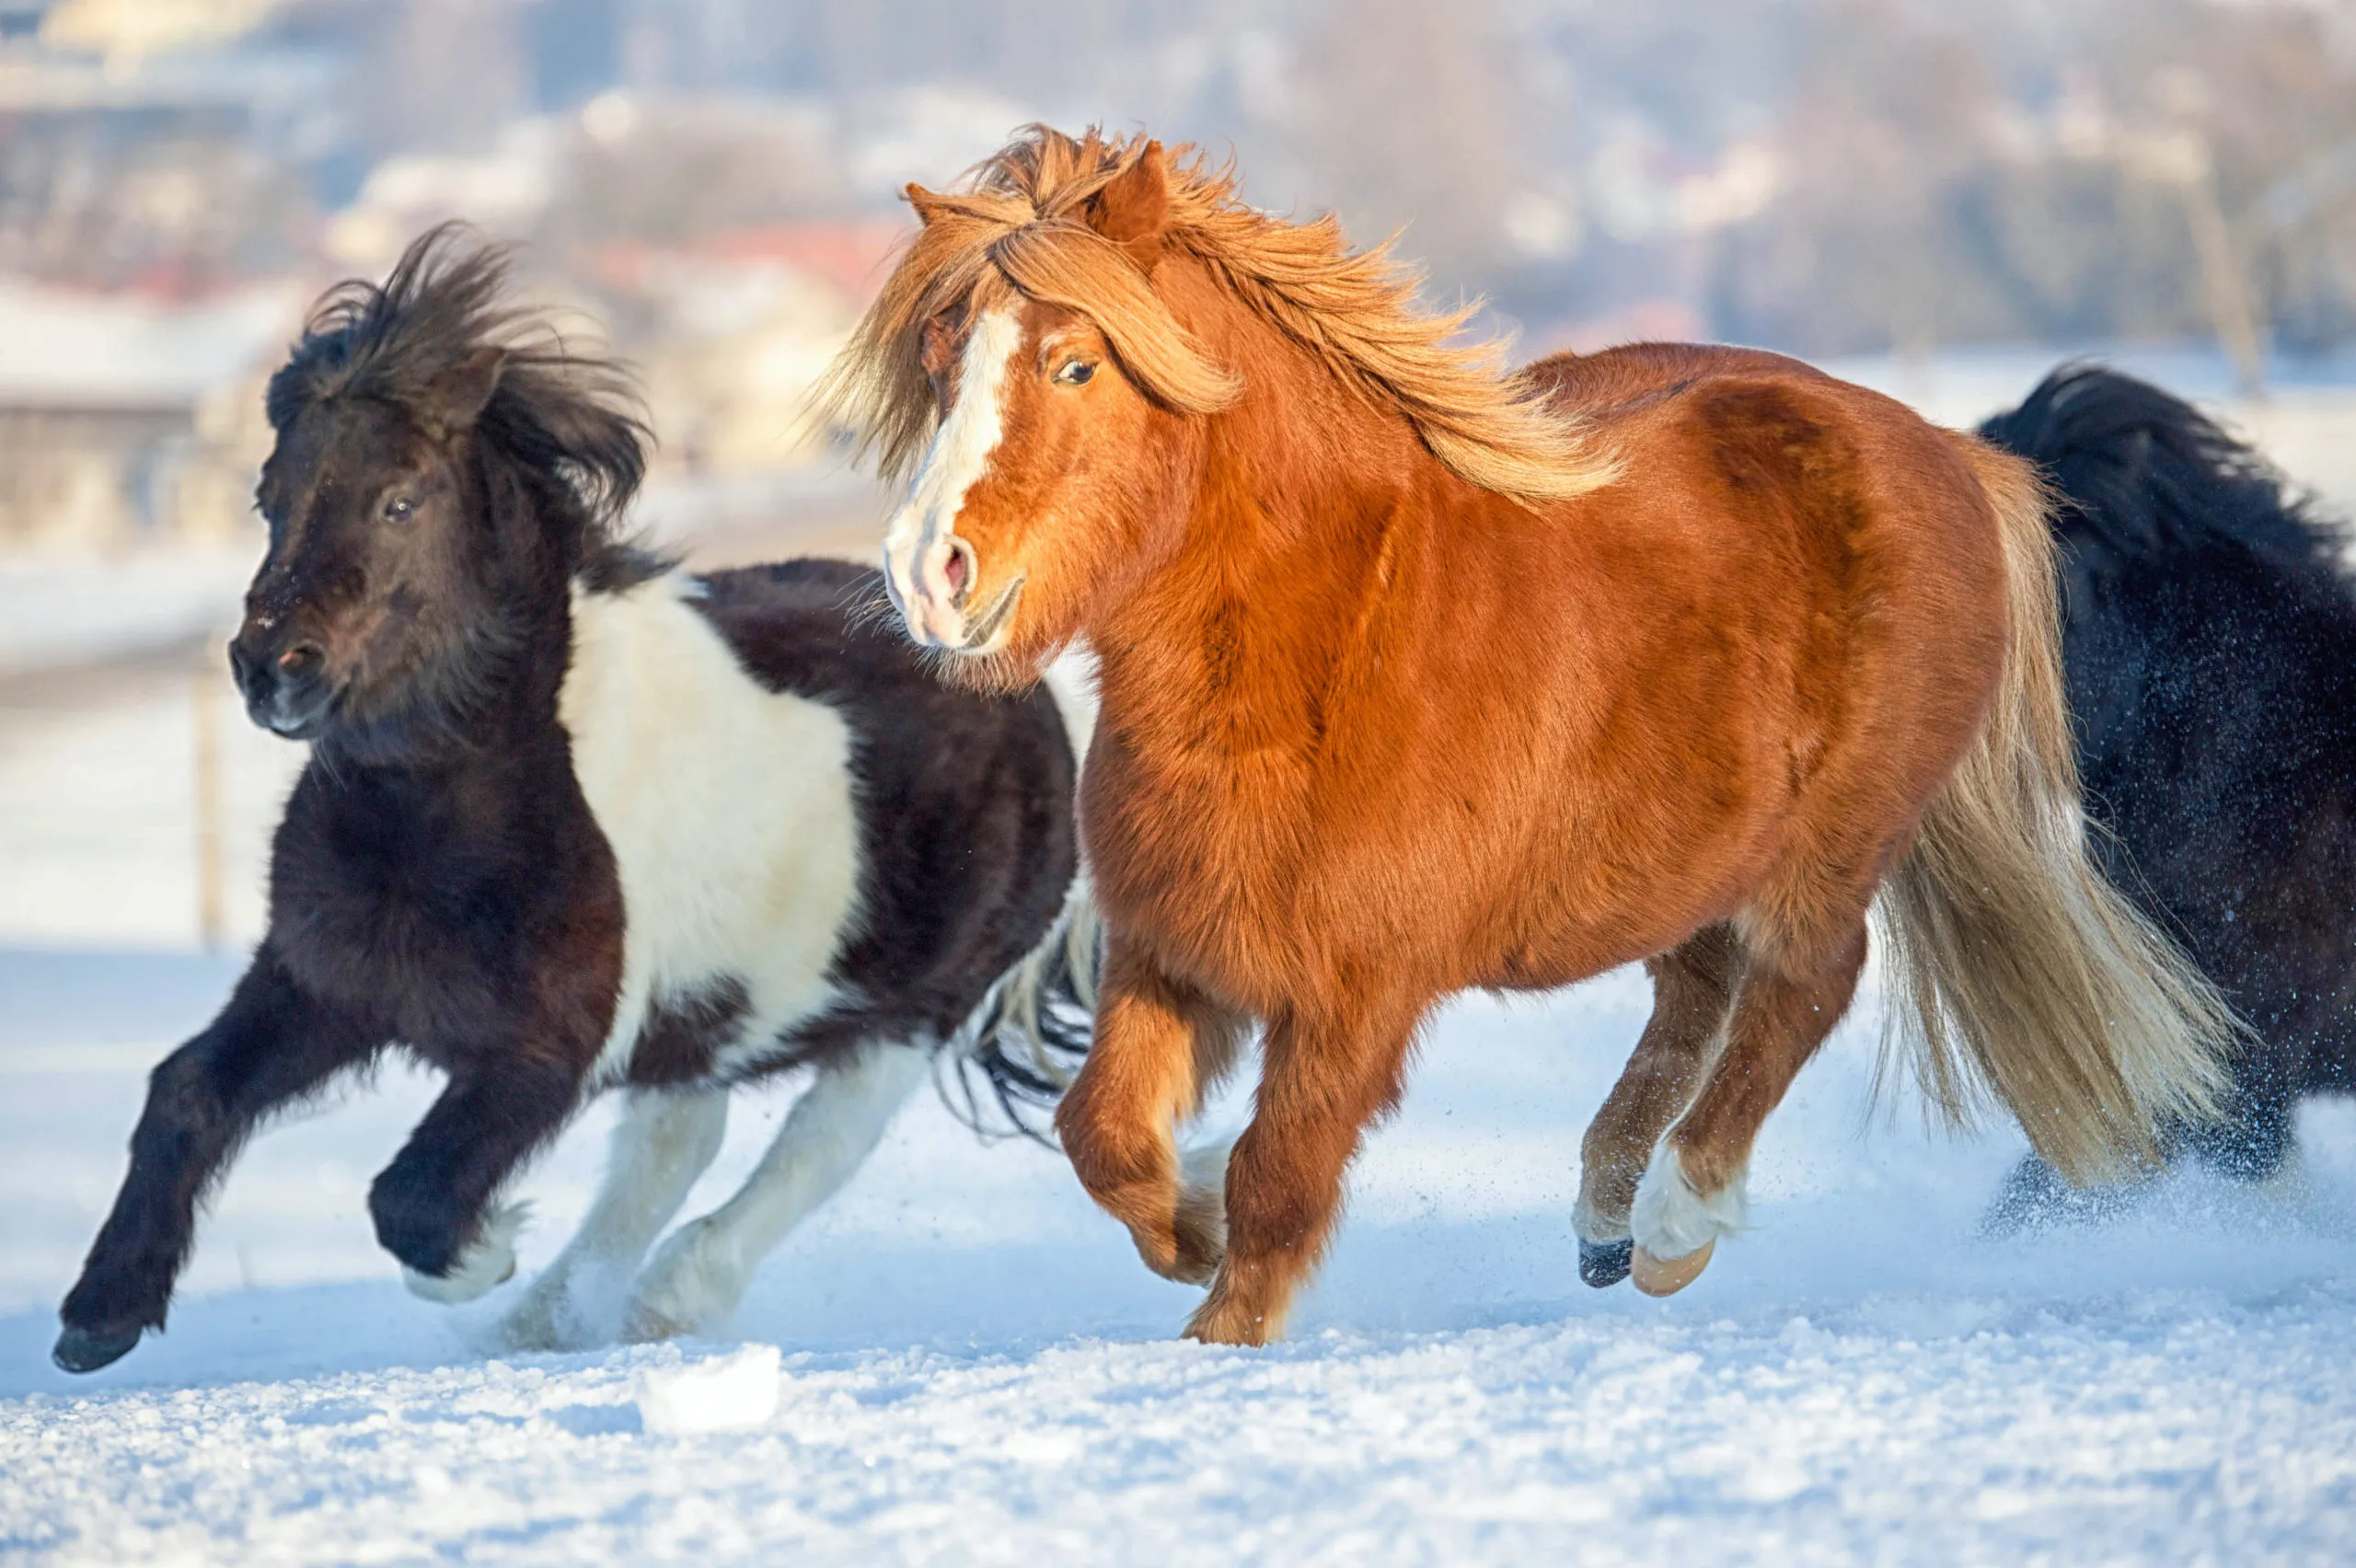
[[561, 572, 866, 1089], [500, 1088, 729, 1350], [1630, 1142, 1748, 1261], [626, 1044, 930, 1340], [402, 1202, 528, 1305], [883, 306, 1021, 648], [1175, 1136, 1233, 1268]]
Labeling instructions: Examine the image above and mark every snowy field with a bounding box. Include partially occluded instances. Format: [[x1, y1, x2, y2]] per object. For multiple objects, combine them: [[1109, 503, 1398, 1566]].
[[6, 347, 2356, 1563], [5, 951, 2356, 1565]]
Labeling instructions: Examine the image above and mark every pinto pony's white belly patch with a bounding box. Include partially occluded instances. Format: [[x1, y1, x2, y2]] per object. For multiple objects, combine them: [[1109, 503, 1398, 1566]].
[[560, 573, 863, 1085]]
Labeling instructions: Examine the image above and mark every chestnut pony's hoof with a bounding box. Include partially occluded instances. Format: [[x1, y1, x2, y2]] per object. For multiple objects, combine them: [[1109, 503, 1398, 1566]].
[[1630, 1238, 1715, 1297], [53, 1322, 144, 1374], [1578, 1238, 1634, 1288]]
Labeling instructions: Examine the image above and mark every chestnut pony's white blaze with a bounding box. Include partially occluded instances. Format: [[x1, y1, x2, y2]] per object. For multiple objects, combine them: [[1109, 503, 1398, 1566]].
[[884, 306, 1022, 649]]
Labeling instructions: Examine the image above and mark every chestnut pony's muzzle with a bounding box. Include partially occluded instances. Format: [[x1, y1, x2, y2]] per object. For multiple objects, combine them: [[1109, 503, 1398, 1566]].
[[885, 528, 1022, 652]]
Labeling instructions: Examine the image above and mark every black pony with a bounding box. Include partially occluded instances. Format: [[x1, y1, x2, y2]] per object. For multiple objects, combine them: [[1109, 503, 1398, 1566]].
[[1980, 365, 2356, 1223], [55, 227, 1092, 1373]]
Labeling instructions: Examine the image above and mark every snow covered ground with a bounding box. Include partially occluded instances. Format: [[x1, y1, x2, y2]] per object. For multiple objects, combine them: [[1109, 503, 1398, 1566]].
[[4, 951, 2355, 1564]]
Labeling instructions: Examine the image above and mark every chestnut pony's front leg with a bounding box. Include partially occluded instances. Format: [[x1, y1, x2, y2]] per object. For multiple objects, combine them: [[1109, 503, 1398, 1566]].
[[1573, 925, 1740, 1286], [1187, 994, 1425, 1346], [1054, 934, 1245, 1284]]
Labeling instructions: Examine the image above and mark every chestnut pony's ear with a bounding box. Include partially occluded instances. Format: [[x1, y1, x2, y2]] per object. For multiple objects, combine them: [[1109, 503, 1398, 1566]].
[[905, 183, 955, 227], [1086, 142, 1170, 272]]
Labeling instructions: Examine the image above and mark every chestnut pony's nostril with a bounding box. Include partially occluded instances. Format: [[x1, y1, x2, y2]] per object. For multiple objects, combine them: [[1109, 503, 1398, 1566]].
[[943, 538, 975, 607], [278, 644, 323, 676]]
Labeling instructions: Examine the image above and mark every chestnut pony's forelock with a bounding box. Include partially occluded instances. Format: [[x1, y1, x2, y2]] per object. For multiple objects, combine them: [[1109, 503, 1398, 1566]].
[[819, 126, 1618, 503]]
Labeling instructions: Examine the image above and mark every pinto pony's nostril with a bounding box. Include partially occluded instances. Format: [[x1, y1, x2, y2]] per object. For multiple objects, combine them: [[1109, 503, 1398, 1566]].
[[943, 537, 975, 607], [278, 644, 324, 677]]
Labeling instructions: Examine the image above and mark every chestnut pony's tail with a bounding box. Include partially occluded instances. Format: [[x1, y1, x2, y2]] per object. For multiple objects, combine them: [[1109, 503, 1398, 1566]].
[[1873, 436, 2240, 1184]]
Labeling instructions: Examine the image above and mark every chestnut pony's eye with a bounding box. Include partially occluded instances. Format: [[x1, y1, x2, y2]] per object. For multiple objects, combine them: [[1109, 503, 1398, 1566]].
[[384, 495, 417, 523], [1054, 360, 1095, 387]]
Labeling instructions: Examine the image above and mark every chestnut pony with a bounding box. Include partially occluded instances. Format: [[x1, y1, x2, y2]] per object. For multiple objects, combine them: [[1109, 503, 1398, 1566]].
[[823, 128, 2240, 1343]]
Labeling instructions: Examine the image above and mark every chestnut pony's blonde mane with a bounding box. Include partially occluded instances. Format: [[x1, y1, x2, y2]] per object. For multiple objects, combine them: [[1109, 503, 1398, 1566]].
[[819, 126, 1618, 503]]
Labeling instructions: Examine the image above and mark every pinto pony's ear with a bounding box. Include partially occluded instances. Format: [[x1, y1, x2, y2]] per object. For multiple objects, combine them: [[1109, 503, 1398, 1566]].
[[1086, 142, 1170, 272], [262, 360, 312, 432], [425, 345, 508, 433]]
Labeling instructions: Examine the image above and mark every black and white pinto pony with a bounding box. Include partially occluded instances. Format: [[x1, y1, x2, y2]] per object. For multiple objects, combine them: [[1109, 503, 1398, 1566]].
[[1980, 365, 2356, 1226], [54, 229, 1094, 1375]]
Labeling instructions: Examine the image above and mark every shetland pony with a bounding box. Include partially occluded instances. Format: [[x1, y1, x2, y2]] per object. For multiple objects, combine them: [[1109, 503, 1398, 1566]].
[[819, 127, 2240, 1344], [1979, 365, 2356, 1225], [53, 229, 1091, 1375]]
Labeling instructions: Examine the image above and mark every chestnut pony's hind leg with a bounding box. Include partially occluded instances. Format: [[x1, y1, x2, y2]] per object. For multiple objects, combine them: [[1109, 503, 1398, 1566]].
[[1186, 995, 1424, 1346], [1054, 938, 1245, 1285], [1628, 919, 1869, 1294], [1574, 925, 1740, 1287]]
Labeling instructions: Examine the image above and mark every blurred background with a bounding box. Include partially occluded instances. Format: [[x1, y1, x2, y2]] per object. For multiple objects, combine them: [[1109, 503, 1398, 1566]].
[[5, 0, 2356, 957]]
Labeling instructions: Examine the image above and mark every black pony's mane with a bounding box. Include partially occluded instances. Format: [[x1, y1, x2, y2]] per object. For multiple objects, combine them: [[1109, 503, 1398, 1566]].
[[1977, 363, 2344, 582], [268, 223, 660, 587]]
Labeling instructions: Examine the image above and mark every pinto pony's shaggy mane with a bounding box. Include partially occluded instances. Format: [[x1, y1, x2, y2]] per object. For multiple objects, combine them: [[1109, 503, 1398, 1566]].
[[268, 223, 658, 586], [820, 125, 1619, 503]]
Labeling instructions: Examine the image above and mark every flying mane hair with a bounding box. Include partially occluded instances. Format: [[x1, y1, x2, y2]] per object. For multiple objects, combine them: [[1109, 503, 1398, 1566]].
[[267, 222, 658, 587], [818, 126, 1619, 504]]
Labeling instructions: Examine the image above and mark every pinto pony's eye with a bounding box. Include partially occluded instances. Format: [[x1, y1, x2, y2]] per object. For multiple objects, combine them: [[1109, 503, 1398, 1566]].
[[1053, 359, 1096, 387], [383, 495, 417, 523]]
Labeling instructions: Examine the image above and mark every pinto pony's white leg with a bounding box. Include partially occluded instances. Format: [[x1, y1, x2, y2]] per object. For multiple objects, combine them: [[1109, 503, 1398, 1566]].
[[624, 1043, 930, 1342], [498, 1088, 729, 1349]]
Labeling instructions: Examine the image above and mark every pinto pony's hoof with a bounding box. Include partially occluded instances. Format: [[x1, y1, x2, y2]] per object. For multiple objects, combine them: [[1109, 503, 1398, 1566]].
[[398, 1204, 527, 1306], [1630, 1239, 1715, 1297], [1578, 1238, 1634, 1288], [53, 1322, 144, 1374], [620, 1302, 692, 1344]]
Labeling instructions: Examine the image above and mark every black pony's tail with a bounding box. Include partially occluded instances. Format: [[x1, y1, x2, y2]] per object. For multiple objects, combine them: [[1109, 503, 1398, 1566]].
[[1975, 363, 2327, 574], [941, 878, 1102, 1142]]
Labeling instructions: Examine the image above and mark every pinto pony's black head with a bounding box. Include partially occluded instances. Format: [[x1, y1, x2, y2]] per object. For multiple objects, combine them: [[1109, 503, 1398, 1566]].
[[233, 225, 655, 750]]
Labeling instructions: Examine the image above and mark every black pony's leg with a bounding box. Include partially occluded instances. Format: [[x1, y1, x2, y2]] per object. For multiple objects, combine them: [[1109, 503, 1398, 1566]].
[[369, 1052, 586, 1293], [2179, 1078, 2299, 1183], [1980, 1153, 2120, 1236], [1981, 1143, 2181, 1235], [57, 951, 380, 1372]]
